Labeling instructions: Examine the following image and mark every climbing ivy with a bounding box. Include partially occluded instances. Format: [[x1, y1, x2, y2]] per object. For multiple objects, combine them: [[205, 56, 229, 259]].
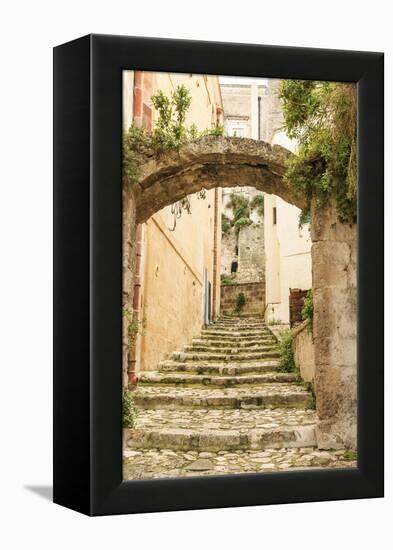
[[221, 213, 232, 235], [123, 85, 223, 227], [222, 192, 265, 236], [278, 80, 357, 223], [123, 84, 223, 186], [227, 193, 250, 221], [250, 194, 264, 217], [123, 307, 145, 351], [224, 193, 252, 234]]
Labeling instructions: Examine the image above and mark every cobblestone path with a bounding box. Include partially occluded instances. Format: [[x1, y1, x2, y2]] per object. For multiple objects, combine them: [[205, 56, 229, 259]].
[[123, 315, 356, 479]]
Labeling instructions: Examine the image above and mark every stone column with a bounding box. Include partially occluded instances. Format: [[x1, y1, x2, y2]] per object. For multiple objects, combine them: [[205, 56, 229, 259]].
[[311, 195, 357, 449]]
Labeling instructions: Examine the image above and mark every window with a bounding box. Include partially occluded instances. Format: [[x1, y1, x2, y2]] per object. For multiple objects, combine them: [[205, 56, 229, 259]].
[[273, 207, 277, 225], [231, 261, 238, 273]]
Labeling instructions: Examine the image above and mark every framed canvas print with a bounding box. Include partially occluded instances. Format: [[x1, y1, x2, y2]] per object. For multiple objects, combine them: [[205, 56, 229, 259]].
[[53, 34, 384, 516]]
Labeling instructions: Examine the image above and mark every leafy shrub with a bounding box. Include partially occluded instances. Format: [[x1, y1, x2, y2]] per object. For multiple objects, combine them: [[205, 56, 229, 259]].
[[277, 330, 295, 373], [298, 209, 311, 228], [227, 193, 250, 222], [250, 194, 264, 217], [122, 388, 138, 429], [233, 216, 252, 233], [220, 274, 234, 286], [221, 214, 232, 235], [279, 80, 357, 223], [235, 292, 246, 312]]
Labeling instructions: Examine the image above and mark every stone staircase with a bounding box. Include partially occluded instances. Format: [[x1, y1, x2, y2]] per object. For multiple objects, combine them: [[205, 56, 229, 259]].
[[123, 315, 354, 479]]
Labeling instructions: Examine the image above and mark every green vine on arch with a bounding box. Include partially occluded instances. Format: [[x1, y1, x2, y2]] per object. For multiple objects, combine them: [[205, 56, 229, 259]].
[[278, 80, 357, 223], [123, 84, 223, 227]]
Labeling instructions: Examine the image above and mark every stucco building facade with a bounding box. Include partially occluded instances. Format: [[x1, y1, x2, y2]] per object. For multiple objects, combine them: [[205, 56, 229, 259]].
[[220, 78, 312, 325], [263, 80, 312, 325], [123, 71, 223, 377], [220, 81, 266, 314]]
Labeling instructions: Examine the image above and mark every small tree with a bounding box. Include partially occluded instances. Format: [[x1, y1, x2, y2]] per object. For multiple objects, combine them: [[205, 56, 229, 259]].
[[235, 292, 246, 313]]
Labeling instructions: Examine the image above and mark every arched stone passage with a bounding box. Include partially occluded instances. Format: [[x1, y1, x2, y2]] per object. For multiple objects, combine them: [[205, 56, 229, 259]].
[[132, 136, 306, 224], [123, 135, 357, 450]]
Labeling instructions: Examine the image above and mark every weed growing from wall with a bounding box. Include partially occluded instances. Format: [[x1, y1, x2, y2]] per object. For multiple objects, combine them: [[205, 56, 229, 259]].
[[122, 388, 138, 429]]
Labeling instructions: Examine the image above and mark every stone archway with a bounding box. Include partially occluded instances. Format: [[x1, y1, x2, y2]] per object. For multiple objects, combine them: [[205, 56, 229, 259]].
[[123, 135, 357, 450]]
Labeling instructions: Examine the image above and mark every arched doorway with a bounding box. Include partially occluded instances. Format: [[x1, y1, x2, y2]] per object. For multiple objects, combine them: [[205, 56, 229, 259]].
[[123, 135, 357, 450]]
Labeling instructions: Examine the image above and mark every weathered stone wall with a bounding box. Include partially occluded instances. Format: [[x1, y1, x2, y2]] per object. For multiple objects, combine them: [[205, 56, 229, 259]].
[[293, 320, 315, 387], [221, 221, 265, 284], [237, 222, 265, 283], [220, 228, 238, 278], [220, 282, 265, 315], [311, 195, 357, 450]]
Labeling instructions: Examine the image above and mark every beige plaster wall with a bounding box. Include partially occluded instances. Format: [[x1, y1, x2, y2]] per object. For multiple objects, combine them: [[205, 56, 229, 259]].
[[264, 126, 312, 325], [127, 72, 223, 372]]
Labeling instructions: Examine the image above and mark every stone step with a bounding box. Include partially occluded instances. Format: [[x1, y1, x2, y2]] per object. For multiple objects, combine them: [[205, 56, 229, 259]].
[[201, 329, 272, 338], [207, 323, 268, 330], [125, 408, 317, 452], [157, 360, 280, 375], [183, 344, 276, 354], [192, 336, 277, 348], [214, 317, 264, 321], [139, 371, 297, 387], [133, 383, 310, 410], [218, 314, 264, 318], [211, 323, 267, 329], [171, 350, 280, 362], [123, 447, 355, 480]]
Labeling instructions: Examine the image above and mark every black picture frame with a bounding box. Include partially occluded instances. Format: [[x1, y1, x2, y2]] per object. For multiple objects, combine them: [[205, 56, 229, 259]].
[[53, 34, 384, 516]]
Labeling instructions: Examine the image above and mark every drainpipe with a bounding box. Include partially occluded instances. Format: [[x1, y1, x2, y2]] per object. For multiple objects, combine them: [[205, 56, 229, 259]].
[[258, 96, 261, 140], [127, 224, 143, 386], [212, 188, 219, 320]]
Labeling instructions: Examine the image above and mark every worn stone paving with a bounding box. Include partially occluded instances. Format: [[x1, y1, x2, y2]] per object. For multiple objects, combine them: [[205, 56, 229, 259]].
[[123, 447, 356, 480], [124, 315, 354, 480], [127, 408, 317, 432], [133, 383, 310, 411]]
